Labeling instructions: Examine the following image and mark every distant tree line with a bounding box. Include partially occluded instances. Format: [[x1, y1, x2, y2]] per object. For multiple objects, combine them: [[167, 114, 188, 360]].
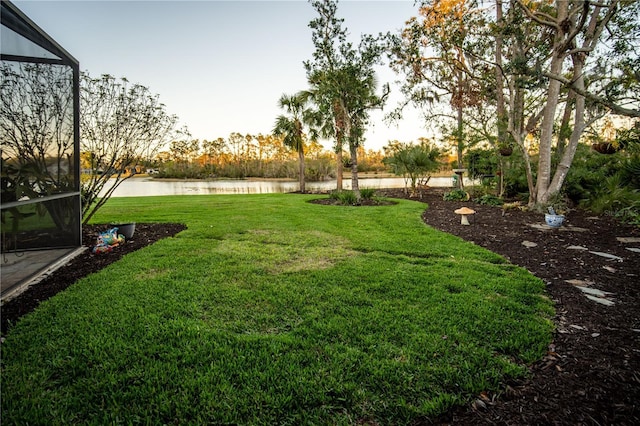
[[150, 133, 388, 181]]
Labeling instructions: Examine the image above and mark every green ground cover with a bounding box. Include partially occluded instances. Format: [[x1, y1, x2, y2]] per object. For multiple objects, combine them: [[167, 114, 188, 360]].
[[1, 194, 554, 424]]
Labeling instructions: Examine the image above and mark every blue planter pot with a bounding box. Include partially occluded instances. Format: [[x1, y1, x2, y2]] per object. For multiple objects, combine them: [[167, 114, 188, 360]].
[[544, 214, 564, 228]]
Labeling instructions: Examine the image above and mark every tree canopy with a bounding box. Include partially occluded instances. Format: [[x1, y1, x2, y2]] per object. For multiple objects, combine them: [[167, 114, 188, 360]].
[[391, 0, 640, 207], [304, 0, 389, 199]]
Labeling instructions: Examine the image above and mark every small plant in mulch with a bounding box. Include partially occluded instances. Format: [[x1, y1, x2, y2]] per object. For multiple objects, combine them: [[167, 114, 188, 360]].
[[329, 189, 358, 205], [324, 189, 393, 206], [359, 187, 377, 200], [474, 194, 504, 206], [443, 189, 470, 201]]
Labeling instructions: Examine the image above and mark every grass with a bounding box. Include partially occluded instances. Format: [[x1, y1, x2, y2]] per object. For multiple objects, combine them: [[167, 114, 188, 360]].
[[1, 193, 554, 424]]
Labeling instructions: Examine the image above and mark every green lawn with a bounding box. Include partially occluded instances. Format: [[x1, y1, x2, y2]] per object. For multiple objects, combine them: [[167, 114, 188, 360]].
[[1, 193, 554, 424]]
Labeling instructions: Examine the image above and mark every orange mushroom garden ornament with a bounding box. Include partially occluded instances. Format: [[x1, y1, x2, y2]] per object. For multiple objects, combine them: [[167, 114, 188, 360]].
[[454, 207, 476, 225]]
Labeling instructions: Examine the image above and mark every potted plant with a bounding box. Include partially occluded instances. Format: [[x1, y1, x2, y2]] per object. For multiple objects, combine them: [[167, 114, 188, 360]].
[[543, 194, 569, 228], [498, 144, 513, 156], [591, 142, 620, 154], [496, 133, 514, 156]]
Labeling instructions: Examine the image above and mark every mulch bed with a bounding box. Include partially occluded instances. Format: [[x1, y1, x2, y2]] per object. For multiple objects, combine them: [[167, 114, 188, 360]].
[[2, 189, 639, 425]]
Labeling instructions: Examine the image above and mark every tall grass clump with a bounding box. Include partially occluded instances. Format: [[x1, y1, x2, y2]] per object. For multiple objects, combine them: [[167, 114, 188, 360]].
[[1, 193, 554, 425], [359, 187, 377, 200], [329, 189, 358, 205]]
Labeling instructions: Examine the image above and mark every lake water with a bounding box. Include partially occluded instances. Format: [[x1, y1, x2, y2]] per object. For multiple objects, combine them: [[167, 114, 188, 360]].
[[101, 176, 457, 197]]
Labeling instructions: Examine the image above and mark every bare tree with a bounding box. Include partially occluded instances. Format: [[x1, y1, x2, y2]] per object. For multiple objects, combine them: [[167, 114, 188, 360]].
[[80, 73, 179, 223]]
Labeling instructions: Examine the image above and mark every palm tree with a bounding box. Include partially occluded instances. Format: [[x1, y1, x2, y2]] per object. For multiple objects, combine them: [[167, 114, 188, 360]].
[[384, 141, 442, 197], [301, 72, 348, 191], [305, 65, 388, 199], [273, 93, 317, 193]]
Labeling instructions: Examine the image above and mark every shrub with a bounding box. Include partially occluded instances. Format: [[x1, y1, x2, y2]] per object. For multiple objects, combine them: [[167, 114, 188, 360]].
[[329, 189, 378, 205], [466, 183, 497, 200], [564, 145, 640, 225], [475, 194, 503, 206], [614, 203, 640, 226], [464, 148, 498, 179], [443, 189, 470, 201], [383, 142, 442, 194], [502, 149, 532, 198], [563, 144, 622, 204], [581, 174, 640, 217], [620, 155, 640, 190], [360, 188, 377, 200], [329, 190, 358, 205]]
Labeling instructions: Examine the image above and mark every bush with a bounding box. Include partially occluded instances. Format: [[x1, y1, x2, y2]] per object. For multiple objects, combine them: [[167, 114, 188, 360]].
[[475, 194, 503, 206], [464, 148, 498, 179], [329, 190, 358, 205], [501, 149, 532, 198], [329, 189, 378, 204], [614, 203, 640, 226], [581, 174, 640, 217], [563, 144, 622, 204], [620, 155, 640, 190], [564, 145, 640, 225], [443, 189, 470, 201], [360, 188, 376, 200]]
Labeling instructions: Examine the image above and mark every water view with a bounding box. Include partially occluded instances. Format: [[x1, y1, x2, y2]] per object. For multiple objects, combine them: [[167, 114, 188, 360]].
[[101, 176, 457, 197]]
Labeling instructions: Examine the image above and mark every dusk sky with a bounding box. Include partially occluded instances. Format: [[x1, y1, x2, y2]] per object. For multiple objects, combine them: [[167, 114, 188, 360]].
[[13, 0, 430, 151]]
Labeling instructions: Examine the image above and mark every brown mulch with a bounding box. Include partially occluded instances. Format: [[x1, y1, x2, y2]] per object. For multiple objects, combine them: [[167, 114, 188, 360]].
[[2, 189, 639, 425]]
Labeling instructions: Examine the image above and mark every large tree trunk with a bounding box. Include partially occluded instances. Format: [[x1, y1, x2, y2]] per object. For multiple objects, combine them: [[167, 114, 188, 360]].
[[456, 104, 464, 168], [555, 91, 575, 160], [535, 51, 565, 205], [545, 1, 613, 198], [298, 147, 306, 193], [336, 148, 343, 191], [519, 135, 537, 203], [350, 142, 360, 201], [495, 0, 506, 197], [334, 101, 347, 191], [547, 53, 587, 196], [506, 38, 538, 206], [509, 126, 536, 205]]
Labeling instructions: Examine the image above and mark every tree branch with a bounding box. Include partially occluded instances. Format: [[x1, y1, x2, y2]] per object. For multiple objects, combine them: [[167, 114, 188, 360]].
[[515, 0, 558, 28], [542, 71, 640, 117]]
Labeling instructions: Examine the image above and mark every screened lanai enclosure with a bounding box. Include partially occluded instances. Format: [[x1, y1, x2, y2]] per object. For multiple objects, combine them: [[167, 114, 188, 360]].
[[1, 1, 82, 299]]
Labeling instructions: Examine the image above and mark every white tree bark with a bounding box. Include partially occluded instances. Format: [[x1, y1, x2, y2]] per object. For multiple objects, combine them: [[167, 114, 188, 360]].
[[534, 1, 568, 204]]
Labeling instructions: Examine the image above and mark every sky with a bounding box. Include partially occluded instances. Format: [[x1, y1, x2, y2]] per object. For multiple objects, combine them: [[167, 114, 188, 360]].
[[13, 0, 430, 151]]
